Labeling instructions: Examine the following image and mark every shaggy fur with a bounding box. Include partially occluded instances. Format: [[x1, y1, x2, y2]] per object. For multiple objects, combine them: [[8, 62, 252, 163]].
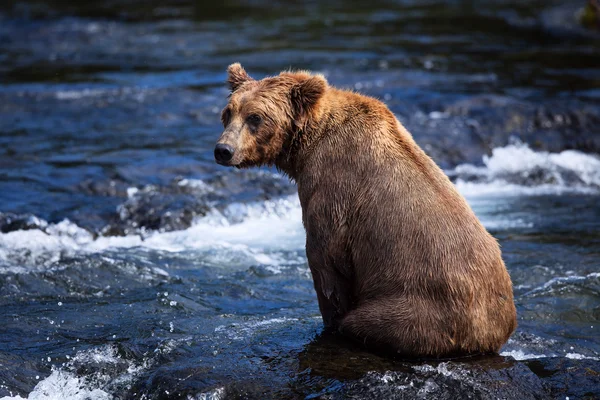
[[215, 63, 517, 358]]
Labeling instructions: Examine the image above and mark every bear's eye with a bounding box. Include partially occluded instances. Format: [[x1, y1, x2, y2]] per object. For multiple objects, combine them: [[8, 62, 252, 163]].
[[246, 114, 262, 128], [221, 108, 231, 127]]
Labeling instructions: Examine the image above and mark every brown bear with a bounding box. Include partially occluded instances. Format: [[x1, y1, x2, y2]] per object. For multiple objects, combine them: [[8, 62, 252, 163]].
[[214, 63, 517, 358]]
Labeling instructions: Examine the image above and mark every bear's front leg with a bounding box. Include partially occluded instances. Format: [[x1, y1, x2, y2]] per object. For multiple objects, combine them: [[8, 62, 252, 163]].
[[306, 234, 353, 330], [310, 267, 346, 329]]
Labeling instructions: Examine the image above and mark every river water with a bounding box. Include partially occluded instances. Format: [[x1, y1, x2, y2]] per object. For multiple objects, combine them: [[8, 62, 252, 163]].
[[0, 1, 599, 399]]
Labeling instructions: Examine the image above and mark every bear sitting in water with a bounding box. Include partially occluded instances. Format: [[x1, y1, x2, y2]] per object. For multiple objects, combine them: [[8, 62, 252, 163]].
[[214, 63, 517, 358]]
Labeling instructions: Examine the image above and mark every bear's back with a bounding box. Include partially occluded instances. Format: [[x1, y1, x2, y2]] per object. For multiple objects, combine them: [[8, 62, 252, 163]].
[[297, 88, 516, 354]]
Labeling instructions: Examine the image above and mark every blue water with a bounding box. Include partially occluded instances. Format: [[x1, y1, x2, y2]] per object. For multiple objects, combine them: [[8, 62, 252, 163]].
[[1, 1, 600, 399]]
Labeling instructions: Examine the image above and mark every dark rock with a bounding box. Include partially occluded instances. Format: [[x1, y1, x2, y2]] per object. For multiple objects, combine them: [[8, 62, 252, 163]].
[[336, 359, 546, 400], [410, 95, 600, 168], [296, 332, 600, 400], [102, 181, 211, 236], [77, 178, 129, 198], [0, 212, 48, 233], [526, 357, 600, 399], [100, 171, 295, 236]]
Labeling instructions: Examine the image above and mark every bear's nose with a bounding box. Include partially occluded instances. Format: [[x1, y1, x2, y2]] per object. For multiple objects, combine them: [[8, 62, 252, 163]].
[[214, 143, 235, 164]]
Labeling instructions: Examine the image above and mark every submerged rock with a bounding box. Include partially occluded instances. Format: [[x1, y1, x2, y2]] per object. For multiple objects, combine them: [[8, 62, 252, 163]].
[[415, 95, 600, 168], [293, 332, 600, 399], [526, 357, 600, 399], [122, 338, 600, 400], [100, 171, 295, 236], [106, 185, 211, 236], [337, 360, 545, 400], [0, 213, 48, 233]]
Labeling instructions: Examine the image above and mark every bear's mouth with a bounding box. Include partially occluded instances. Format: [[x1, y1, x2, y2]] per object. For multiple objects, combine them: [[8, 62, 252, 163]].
[[215, 159, 233, 167], [215, 159, 242, 168]]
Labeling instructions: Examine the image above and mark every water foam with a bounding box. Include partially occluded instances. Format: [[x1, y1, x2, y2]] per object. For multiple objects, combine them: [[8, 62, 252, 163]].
[[0, 370, 111, 400], [521, 272, 600, 298], [91, 194, 305, 266], [193, 387, 226, 400], [500, 331, 600, 361], [214, 316, 299, 341], [499, 350, 546, 360], [500, 350, 600, 361], [451, 142, 600, 196], [565, 353, 600, 361], [0, 195, 305, 271], [0, 220, 94, 271], [0, 338, 197, 400], [0, 346, 128, 400], [2, 144, 599, 271]]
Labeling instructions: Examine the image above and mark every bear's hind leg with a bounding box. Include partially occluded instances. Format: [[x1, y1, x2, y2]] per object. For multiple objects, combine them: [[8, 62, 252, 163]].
[[338, 296, 466, 358]]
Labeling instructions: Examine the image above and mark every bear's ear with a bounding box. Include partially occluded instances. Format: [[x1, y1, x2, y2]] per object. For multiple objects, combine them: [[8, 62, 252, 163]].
[[227, 63, 253, 92], [290, 75, 327, 123]]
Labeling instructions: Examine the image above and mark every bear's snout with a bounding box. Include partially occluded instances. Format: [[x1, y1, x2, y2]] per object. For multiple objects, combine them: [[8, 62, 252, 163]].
[[214, 143, 235, 165]]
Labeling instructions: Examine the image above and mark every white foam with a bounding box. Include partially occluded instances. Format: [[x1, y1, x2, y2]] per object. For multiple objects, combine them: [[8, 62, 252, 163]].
[[0, 220, 94, 270], [214, 316, 299, 340], [499, 350, 546, 360], [55, 89, 108, 100], [2, 144, 599, 271], [413, 363, 460, 378], [0, 340, 187, 400], [177, 178, 214, 193], [70, 345, 125, 368], [500, 349, 600, 361], [451, 142, 600, 197], [373, 372, 414, 390], [411, 363, 482, 391], [192, 387, 226, 400], [99, 194, 304, 255], [54, 87, 142, 101], [487, 146, 600, 185], [0, 195, 306, 271], [565, 353, 600, 361], [456, 180, 598, 197], [476, 216, 534, 230], [522, 271, 600, 297], [0, 370, 111, 400], [0, 347, 121, 400]]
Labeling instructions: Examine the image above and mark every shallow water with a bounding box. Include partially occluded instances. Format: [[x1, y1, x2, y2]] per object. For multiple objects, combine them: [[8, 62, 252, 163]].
[[1, 0, 600, 399]]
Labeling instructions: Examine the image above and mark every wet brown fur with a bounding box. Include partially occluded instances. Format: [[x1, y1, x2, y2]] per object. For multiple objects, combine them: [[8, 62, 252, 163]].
[[216, 63, 517, 358]]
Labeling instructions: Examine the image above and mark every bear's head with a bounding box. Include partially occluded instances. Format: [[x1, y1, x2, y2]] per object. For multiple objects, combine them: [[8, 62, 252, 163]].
[[214, 63, 327, 173]]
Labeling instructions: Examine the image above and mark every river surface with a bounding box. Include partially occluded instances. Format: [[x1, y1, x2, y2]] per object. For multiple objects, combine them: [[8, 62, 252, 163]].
[[1, 1, 600, 399]]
